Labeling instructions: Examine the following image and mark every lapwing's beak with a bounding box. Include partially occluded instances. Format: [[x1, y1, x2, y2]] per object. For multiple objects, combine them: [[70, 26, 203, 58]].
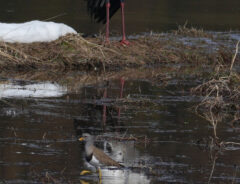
[[79, 137, 85, 141]]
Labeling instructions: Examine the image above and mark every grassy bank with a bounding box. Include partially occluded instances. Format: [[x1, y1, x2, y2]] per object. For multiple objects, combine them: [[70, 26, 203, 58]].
[[0, 28, 238, 72]]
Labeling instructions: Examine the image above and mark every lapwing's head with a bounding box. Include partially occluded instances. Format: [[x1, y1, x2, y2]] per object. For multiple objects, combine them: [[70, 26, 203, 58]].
[[79, 133, 94, 144]]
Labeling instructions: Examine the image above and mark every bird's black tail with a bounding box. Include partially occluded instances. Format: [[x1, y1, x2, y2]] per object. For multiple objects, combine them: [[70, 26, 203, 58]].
[[86, 0, 121, 24]]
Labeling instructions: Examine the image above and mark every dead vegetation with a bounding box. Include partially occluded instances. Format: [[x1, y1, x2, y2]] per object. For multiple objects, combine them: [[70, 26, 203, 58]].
[[0, 33, 165, 71], [0, 29, 237, 72], [192, 41, 240, 148], [172, 21, 213, 38]]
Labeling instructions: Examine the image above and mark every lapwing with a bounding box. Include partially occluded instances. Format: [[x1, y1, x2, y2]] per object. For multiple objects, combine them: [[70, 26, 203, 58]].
[[79, 133, 124, 179]]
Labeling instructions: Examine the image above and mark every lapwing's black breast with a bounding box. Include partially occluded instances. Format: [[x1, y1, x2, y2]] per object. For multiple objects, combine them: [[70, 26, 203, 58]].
[[86, 153, 93, 162]]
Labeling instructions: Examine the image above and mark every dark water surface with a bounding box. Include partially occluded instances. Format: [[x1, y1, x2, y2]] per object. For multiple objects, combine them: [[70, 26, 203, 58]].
[[1, 1, 240, 183], [1, 0, 240, 34], [0, 76, 240, 183]]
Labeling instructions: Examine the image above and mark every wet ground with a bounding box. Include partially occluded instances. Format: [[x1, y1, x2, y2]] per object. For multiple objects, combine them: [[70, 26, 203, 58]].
[[0, 68, 240, 183]]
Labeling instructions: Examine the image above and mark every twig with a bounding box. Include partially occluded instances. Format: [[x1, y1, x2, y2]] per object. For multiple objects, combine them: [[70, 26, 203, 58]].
[[220, 141, 240, 146], [230, 40, 239, 75], [208, 152, 218, 184], [44, 13, 67, 21], [232, 165, 238, 184]]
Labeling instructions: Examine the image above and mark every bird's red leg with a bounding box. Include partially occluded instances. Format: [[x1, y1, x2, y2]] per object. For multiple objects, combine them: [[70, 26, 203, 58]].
[[105, 1, 110, 44], [120, 0, 130, 45]]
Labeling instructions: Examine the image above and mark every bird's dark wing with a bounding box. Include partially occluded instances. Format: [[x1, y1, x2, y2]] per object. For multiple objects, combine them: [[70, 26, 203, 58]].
[[86, 0, 121, 24]]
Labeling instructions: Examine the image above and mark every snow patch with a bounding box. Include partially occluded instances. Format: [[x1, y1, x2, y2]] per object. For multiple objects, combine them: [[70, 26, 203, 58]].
[[0, 20, 77, 43]]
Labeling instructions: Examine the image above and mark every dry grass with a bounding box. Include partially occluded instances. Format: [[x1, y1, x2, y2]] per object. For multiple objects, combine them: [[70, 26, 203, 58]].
[[0, 33, 164, 71], [192, 41, 240, 147], [173, 21, 213, 38], [0, 31, 237, 72]]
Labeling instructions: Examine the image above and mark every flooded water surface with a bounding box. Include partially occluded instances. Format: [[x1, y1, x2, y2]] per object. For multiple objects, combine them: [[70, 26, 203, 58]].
[[0, 0, 240, 183], [0, 75, 240, 183]]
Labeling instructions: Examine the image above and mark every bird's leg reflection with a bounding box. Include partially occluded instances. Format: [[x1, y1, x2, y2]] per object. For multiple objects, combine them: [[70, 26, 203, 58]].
[[80, 170, 92, 175], [118, 77, 125, 124], [80, 179, 90, 184], [98, 167, 102, 183], [102, 88, 107, 128], [80, 168, 102, 184]]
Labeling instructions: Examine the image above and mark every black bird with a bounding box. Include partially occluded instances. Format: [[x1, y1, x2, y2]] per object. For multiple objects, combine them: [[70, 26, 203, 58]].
[[86, 0, 129, 45]]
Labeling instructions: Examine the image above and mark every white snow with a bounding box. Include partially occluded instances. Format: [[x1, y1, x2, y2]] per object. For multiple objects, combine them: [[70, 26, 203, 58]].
[[0, 20, 77, 43]]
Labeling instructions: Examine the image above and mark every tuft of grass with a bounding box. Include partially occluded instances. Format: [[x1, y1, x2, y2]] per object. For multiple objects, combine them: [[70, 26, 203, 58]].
[[173, 21, 213, 38], [192, 40, 240, 147]]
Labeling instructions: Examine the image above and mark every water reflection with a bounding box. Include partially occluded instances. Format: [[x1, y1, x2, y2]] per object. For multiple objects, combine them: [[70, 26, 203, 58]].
[[75, 78, 151, 184], [79, 139, 150, 184], [0, 80, 67, 98], [100, 169, 150, 184], [0, 76, 240, 183]]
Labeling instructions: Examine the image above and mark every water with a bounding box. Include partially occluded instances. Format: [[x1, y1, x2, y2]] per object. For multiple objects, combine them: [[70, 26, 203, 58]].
[[1, 0, 240, 34], [0, 76, 240, 183], [0, 1, 240, 183]]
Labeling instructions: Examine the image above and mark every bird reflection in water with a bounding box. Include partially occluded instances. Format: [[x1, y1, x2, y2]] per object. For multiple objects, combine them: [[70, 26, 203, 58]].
[[75, 77, 150, 184], [79, 134, 150, 184]]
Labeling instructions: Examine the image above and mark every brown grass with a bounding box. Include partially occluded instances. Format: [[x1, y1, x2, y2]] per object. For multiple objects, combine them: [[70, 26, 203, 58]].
[[192, 40, 240, 146], [0, 34, 162, 71], [0, 32, 237, 72], [173, 21, 213, 38]]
